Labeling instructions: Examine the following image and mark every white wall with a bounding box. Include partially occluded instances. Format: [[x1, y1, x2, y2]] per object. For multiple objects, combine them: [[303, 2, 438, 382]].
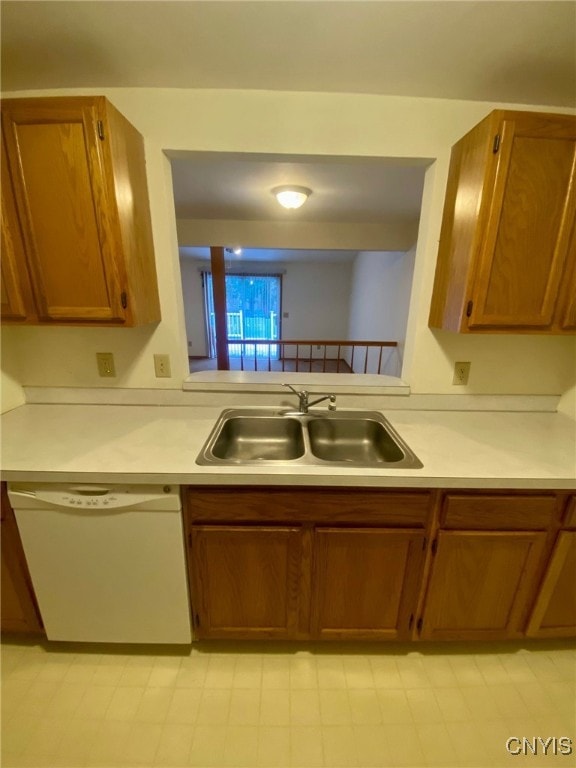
[[1, 88, 574, 411], [281, 261, 351, 342], [179, 256, 208, 357], [558, 382, 576, 419], [0, 333, 25, 412], [347, 249, 415, 375]]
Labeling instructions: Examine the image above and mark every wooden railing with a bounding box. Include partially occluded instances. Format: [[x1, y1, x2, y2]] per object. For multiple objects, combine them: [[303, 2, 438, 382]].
[[227, 339, 399, 375]]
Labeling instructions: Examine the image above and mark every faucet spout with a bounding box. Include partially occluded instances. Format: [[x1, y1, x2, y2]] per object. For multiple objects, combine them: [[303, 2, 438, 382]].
[[307, 394, 337, 411]]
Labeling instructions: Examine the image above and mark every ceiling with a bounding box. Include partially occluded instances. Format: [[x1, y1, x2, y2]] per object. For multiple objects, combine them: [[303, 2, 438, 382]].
[[1, 1, 575, 106], [169, 152, 429, 224], [2, 0, 574, 251]]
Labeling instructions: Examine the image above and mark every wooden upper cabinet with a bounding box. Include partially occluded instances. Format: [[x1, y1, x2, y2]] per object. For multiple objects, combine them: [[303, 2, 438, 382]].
[[1, 96, 160, 326], [1, 140, 36, 321], [429, 110, 576, 333]]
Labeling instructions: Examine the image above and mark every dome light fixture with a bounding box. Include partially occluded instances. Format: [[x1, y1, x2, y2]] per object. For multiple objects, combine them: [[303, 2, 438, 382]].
[[272, 185, 312, 210]]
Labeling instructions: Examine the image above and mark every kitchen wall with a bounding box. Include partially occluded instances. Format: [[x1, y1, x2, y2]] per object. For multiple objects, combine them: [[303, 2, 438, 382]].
[[347, 249, 415, 375], [1, 88, 575, 416]]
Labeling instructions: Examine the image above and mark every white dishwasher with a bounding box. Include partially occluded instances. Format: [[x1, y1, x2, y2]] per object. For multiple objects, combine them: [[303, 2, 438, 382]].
[[8, 483, 192, 644]]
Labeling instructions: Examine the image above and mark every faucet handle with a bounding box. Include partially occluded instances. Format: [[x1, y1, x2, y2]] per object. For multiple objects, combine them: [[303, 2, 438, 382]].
[[283, 383, 308, 399]]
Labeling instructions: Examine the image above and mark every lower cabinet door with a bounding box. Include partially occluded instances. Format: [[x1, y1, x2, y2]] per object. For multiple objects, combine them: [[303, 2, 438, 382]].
[[526, 531, 576, 638], [311, 527, 425, 640], [420, 530, 546, 640], [190, 525, 303, 639], [1, 484, 43, 634]]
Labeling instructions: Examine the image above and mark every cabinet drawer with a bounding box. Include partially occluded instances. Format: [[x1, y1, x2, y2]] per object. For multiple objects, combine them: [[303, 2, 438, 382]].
[[563, 497, 576, 529], [441, 494, 556, 530], [186, 487, 431, 526]]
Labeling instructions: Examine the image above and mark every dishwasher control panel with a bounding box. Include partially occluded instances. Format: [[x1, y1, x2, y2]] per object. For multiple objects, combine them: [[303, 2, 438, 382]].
[[8, 483, 180, 511]]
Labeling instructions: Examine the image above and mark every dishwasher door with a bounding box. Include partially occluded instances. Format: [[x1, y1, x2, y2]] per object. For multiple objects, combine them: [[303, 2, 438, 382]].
[[8, 483, 192, 644]]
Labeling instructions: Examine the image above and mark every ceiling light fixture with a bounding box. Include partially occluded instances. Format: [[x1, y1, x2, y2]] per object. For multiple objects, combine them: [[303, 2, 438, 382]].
[[272, 186, 312, 210]]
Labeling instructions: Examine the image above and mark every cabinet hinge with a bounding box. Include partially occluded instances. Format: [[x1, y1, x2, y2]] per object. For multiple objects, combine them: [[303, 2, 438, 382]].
[[97, 120, 105, 140], [408, 613, 414, 631], [431, 539, 438, 555], [417, 618, 423, 633], [466, 300, 473, 318], [492, 133, 501, 153], [121, 291, 128, 309]]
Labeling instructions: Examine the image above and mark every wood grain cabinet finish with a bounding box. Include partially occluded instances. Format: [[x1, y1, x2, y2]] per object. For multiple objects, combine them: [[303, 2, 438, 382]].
[[525, 531, 576, 638], [420, 530, 547, 641], [429, 110, 576, 333], [185, 487, 575, 642], [185, 487, 431, 641], [420, 492, 557, 641], [311, 527, 425, 641], [526, 495, 576, 638], [190, 525, 303, 640], [0, 484, 43, 634], [1, 96, 160, 326], [1, 139, 38, 321]]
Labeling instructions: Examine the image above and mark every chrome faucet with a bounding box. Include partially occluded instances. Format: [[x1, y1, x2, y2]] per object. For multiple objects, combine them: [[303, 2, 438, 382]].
[[283, 383, 336, 414]]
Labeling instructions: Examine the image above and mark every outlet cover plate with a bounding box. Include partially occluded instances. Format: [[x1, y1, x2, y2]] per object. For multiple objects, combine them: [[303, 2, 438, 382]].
[[453, 361, 471, 385], [154, 354, 172, 378], [96, 352, 116, 378]]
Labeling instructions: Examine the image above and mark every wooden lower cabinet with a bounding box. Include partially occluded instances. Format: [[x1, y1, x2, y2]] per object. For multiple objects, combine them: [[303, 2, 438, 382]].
[[311, 527, 425, 640], [526, 530, 576, 638], [190, 525, 303, 639], [185, 487, 431, 641], [1, 484, 43, 634], [420, 530, 547, 640], [185, 487, 575, 642]]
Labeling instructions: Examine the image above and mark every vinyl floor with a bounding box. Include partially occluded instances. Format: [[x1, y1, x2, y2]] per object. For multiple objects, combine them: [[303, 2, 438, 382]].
[[1, 639, 575, 767]]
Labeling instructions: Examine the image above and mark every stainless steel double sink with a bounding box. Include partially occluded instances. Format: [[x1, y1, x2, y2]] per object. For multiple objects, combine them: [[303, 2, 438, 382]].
[[196, 409, 423, 469]]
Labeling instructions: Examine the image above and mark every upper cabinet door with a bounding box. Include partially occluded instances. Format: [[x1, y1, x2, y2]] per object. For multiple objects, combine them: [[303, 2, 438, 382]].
[[429, 110, 576, 334], [469, 114, 576, 330], [558, 221, 576, 331], [2, 99, 127, 323], [0, 140, 35, 321], [1, 96, 160, 326]]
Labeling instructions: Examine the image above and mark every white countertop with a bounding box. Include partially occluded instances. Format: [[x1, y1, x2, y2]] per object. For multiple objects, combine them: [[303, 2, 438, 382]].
[[1, 403, 575, 489]]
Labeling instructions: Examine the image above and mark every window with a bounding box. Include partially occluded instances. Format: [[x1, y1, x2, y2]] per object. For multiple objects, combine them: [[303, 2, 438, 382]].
[[203, 273, 281, 358]]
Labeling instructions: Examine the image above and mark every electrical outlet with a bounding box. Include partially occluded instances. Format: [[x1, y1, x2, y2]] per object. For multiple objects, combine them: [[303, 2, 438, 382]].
[[96, 352, 116, 378], [154, 354, 171, 378], [453, 361, 471, 385]]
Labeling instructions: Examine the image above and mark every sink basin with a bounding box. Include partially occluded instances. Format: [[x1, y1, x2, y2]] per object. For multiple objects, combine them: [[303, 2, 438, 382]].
[[307, 417, 405, 463], [211, 416, 305, 461], [197, 409, 422, 469]]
